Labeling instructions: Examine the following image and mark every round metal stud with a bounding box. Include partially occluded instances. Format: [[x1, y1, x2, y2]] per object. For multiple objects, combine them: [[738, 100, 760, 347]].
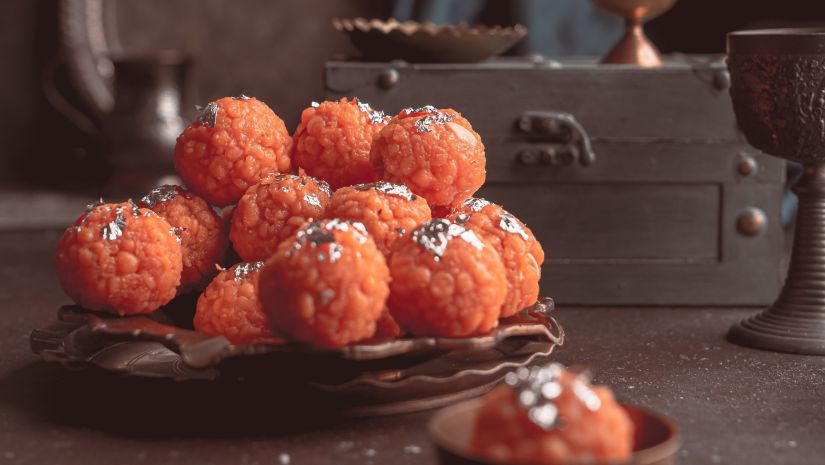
[[713, 70, 731, 91], [737, 207, 766, 236], [737, 153, 758, 176], [377, 68, 399, 90]]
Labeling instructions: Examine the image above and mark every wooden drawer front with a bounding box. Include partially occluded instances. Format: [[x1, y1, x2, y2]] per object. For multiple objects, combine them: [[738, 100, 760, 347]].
[[480, 183, 720, 262], [480, 181, 783, 305]]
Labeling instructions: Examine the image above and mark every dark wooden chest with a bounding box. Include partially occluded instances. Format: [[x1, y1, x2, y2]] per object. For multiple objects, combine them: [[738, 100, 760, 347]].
[[325, 57, 785, 306]]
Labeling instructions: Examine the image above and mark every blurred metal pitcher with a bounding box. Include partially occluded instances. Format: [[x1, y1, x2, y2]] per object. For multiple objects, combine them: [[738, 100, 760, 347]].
[[46, 50, 192, 196], [102, 51, 191, 195]]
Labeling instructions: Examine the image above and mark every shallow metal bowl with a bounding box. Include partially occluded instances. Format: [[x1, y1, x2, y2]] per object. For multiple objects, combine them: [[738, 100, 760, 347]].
[[333, 17, 526, 63]]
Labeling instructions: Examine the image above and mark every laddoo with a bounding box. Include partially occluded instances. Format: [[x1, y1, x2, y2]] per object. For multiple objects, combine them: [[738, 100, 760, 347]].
[[326, 181, 431, 256], [139, 185, 228, 290], [55, 200, 182, 315], [292, 98, 388, 189], [387, 218, 506, 337], [194, 261, 280, 344], [449, 197, 544, 318], [259, 219, 389, 348], [174, 95, 292, 207], [471, 363, 634, 465], [230, 174, 331, 262], [370, 106, 485, 208]]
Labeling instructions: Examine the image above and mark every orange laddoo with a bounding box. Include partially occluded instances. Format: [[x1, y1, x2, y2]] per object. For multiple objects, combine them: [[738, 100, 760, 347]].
[[194, 261, 280, 344], [370, 106, 485, 208], [292, 98, 389, 189], [372, 309, 404, 341], [55, 200, 182, 315], [471, 363, 634, 465], [230, 174, 331, 262], [259, 219, 389, 348], [326, 181, 431, 256], [174, 95, 292, 207], [139, 185, 228, 291], [449, 197, 544, 318], [387, 219, 506, 337]]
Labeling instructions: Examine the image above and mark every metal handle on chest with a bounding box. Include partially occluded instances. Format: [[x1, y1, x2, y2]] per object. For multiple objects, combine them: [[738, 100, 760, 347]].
[[516, 111, 595, 167]]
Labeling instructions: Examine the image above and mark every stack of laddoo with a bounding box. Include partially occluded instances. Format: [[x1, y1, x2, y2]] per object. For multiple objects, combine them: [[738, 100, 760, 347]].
[[55, 95, 545, 347]]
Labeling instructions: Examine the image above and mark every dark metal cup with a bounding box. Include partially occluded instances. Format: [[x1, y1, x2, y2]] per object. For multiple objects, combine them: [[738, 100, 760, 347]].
[[727, 28, 825, 354]]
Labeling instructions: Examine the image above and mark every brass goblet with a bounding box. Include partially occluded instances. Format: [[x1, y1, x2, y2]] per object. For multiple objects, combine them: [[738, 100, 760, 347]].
[[592, 0, 676, 67], [727, 28, 825, 354]]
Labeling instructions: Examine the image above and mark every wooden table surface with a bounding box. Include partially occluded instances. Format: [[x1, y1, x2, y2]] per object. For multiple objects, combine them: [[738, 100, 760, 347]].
[[1, 230, 823, 465]]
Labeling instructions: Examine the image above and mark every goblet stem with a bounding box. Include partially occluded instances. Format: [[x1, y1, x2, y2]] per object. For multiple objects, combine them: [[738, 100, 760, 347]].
[[601, 19, 663, 67], [730, 163, 825, 354]]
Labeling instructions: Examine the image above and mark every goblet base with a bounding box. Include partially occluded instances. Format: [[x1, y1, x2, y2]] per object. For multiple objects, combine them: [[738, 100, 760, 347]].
[[729, 309, 825, 355], [729, 163, 825, 355]]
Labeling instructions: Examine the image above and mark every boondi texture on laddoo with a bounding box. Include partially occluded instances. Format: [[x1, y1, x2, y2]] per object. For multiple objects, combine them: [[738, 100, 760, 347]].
[[55, 200, 183, 315], [370, 106, 486, 208], [259, 219, 389, 348], [230, 174, 331, 262], [449, 197, 544, 318], [471, 364, 634, 465], [292, 98, 388, 189], [326, 181, 431, 256], [387, 218, 506, 337], [194, 261, 280, 345], [139, 185, 228, 291], [174, 96, 292, 207]]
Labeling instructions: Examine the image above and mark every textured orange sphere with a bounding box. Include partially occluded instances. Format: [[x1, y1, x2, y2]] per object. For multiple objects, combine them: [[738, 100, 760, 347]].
[[194, 261, 281, 344], [230, 174, 331, 262], [55, 201, 182, 315], [326, 181, 431, 256], [174, 96, 292, 207], [371, 106, 485, 208], [292, 98, 388, 189], [139, 185, 228, 291], [471, 364, 634, 465], [449, 198, 544, 318], [387, 219, 506, 337], [259, 219, 390, 348]]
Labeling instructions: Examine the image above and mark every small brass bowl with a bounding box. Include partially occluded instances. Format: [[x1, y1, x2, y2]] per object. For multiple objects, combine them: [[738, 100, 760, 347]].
[[429, 398, 681, 465]]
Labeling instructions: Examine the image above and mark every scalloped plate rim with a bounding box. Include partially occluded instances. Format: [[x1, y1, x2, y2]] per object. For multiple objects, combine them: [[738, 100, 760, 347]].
[[56, 298, 561, 368]]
